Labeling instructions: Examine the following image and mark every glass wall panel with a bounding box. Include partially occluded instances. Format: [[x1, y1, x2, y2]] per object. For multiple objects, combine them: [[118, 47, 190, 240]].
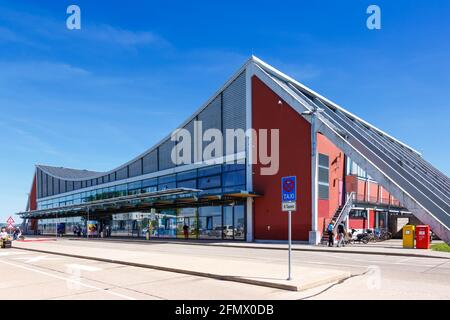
[[233, 205, 245, 240], [223, 206, 233, 239], [198, 165, 221, 177], [154, 210, 177, 238], [176, 170, 197, 181], [222, 170, 245, 187], [198, 175, 221, 189], [198, 206, 222, 239], [158, 182, 176, 191], [177, 179, 197, 189]]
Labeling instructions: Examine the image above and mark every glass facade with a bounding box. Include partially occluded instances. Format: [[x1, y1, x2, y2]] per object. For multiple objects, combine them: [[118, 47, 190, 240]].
[[36, 204, 246, 240], [37, 164, 246, 210], [35, 163, 248, 241]]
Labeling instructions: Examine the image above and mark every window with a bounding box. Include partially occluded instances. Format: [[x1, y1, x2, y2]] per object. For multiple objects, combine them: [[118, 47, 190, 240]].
[[158, 174, 176, 184], [198, 165, 221, 177], [223, 163, 245, 172], [128, 181, 142, 195], [222, 170, 245, 187], [142, 178, 157, 188], [177, 179, 197, 189], [318, 153, 329, 200], [177, 170, 197, 181], [115, 184, 127, 197], [158, 182, 176, 191], [350, 210, 367, 219], [198, 175, 221, 189]]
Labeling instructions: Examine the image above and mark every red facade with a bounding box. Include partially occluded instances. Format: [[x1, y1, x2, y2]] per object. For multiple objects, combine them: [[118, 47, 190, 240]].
[[251, 75, 394, 240]]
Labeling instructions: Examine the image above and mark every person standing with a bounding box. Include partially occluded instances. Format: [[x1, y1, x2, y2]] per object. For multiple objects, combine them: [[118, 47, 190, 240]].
[[183, 224, 189, 240], [337, 222, 346, 247], [327, 220, 335, 247]]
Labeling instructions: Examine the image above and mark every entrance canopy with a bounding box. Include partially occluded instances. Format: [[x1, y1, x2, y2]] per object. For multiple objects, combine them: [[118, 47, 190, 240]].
[[18, 188, 259, 220]]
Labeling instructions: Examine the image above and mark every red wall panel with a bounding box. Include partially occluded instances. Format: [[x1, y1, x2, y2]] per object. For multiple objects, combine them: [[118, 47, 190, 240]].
[[29, 174, 37, 211], [317, 134, 345, 234], [252, 76, 312, 241], [349, 217, 366, 229], [28, 174, 38, 231]]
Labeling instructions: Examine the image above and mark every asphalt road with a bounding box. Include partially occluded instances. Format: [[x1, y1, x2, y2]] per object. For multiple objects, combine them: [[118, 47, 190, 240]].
[[1, 242, 449, 300]]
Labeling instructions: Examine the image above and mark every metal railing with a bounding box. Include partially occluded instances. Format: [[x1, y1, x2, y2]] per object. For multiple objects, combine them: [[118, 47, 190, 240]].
[[351, 193, 402, 207], [333, 192, 356, 229]]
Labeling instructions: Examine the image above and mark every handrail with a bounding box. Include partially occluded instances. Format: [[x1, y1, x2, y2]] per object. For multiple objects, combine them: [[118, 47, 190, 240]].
[[333, 192, 356, 230]]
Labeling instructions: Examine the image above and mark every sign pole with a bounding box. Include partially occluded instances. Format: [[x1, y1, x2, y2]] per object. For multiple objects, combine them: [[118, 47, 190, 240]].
[[288, 210, 292, 280], [281, 176, 296, 281]]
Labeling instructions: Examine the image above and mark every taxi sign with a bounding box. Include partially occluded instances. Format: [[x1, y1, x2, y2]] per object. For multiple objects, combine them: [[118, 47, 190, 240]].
[[282, 176, 297, 212]]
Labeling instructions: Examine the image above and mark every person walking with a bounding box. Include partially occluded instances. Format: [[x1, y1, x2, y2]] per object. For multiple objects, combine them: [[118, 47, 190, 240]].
[[327, 220, 335, 247], [337, 222, 346, 247]]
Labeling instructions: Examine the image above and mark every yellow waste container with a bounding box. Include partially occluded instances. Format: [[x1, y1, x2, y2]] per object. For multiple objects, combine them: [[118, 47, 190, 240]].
[[402, 225, 415, 248]]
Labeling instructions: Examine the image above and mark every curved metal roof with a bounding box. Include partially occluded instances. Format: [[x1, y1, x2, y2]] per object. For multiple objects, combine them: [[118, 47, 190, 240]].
[[37, 165, 104, 180]]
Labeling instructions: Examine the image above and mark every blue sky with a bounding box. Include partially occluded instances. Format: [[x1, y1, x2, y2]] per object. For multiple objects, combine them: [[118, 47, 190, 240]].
[[0, 0, 449, 222]]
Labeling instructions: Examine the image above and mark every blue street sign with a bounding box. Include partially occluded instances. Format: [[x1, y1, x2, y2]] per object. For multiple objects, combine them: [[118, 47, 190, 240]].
[[282, 176, 296, 202]]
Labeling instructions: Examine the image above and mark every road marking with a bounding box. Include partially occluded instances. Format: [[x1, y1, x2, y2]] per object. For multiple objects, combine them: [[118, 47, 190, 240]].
[[304, 261, 367, 269], [0, 251, 27, 257], [14, 255, 60, 263], [66, 264, 101, 272], [0, 259, 136, 300]]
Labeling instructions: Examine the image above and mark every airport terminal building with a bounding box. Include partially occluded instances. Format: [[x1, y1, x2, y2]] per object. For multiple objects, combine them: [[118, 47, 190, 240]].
[[19, 57, 450, 244]]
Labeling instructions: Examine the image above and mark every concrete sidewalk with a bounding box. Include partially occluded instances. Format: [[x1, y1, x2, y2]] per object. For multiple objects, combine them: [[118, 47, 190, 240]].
[[52, 236, 450, 259], [13, 240, 351, 292]]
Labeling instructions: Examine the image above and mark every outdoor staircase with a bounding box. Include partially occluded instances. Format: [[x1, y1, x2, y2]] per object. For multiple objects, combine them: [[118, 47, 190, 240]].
[[320, 192, 356, 245], [320, 207, 343, 244]]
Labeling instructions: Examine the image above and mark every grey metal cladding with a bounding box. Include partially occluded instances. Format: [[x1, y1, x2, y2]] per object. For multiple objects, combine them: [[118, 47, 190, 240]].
[[143, 150, 158, 174], [48, 176, 53, 197], [129, 159, 143, 177], [179, 119, 195, 165], [60, 180, 66, 193], [42, 173, 48, 198], [66, 181, 74, 192], [223, 71, 246, 154], [116, 166, 128, 181], [53, 178, 58, 195], [198, 95, 222, 152], [74, 181, 82, 190], [37, 169, 43, 199], [159, 138, 176, 170], [109, 173, 116, 182]]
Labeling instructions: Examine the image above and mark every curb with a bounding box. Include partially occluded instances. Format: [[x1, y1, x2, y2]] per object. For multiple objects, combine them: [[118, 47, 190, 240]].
[[13, 246, 350, 292], [66, 238, 450, 260]]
